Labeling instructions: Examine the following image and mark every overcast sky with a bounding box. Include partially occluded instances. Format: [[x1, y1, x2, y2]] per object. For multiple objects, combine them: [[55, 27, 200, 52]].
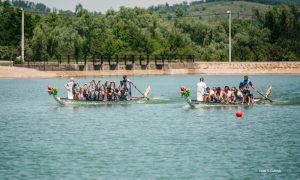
[[29, 0, 194, 13]]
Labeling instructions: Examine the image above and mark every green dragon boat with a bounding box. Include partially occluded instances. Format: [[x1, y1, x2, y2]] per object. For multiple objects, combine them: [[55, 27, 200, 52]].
[[180, 86, 272, 108]]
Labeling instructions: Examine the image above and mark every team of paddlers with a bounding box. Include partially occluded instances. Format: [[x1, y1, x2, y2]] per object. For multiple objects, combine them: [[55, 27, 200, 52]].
[[61, 74, 258, 104], [64, 75, 135, 101], [181, 75, 258, 105]]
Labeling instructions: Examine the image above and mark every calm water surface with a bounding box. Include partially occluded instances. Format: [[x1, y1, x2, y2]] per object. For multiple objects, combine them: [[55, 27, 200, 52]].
[[0, 75, 299, 179]]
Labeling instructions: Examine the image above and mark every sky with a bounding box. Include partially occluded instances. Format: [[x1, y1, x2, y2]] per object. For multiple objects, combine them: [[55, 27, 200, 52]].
[[29, 0, 195, 13]]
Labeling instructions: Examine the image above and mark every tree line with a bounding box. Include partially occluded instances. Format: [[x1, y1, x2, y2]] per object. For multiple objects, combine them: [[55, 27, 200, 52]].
[[0, 0, 299, 62], [200, 0, 299, 5]]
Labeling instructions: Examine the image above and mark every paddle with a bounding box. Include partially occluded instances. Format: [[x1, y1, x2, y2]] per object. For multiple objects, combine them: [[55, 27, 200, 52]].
[[253, 87, 273, 103], [133, 85, 150, 100]]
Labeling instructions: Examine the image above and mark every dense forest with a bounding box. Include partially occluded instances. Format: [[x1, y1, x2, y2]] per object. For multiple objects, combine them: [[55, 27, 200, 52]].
[[0, 0, 299, 62], [10, 0, 50, 12]]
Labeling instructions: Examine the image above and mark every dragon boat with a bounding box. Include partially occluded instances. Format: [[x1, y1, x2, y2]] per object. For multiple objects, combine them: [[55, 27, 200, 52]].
[[180, 86, 272, 108], [47, 86, 151, 106]]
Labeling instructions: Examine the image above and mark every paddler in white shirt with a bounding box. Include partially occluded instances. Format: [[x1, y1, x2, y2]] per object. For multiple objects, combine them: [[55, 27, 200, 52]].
[[64, 77, 75, 99], [196, 77, 207, 102]]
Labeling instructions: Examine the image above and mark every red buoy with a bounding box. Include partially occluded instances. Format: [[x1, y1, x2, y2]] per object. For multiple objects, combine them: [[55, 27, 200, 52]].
[[236, 111, 243, 118]]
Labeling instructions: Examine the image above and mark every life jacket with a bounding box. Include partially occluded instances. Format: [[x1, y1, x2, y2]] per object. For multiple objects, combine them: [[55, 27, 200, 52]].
[[239, 80, 252, 89], [120, 91, 127, 100]]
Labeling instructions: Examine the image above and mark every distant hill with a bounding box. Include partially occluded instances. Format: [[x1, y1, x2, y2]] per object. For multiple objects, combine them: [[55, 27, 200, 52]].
[[233, 0, 299, 6], [150, 1, 271, 20], [149, 0, 300, 21], [7, 0, 51, 13], [2, 0, 299, 16], [3, 0, 299, 14], [0, 0, 77, 15]]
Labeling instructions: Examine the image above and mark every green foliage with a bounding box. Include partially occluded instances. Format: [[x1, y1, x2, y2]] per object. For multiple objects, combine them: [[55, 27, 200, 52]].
[[254, 5, 300, 60], [232, 20, 271, 61], [0, 1, 39, 60], [0, 45, 18, 60], [14, 56, 23, 64], [11, 0, 50, 13], [0, 6, 21, 47], [0, 1, 299, 61], [175, 8, 184, 17]]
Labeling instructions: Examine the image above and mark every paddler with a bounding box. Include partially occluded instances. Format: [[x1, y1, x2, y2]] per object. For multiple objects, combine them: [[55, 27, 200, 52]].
[[122, 75, 134, 97], [223, 86, 232, 104], [64, 77, 75, 99], [214, 87, 226, 103], [239, 75, 257, 105], [196, 77, 207, 102]]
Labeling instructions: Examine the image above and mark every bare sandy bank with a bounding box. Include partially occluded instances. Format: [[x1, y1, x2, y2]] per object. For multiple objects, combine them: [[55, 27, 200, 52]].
[[1, 62, 300, 79], [0, 66, 56, 79]]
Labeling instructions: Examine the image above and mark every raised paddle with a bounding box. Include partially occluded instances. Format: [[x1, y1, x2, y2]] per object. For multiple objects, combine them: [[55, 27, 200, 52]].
[[133, 85, 150, 100], [253, 88, 273, 103]]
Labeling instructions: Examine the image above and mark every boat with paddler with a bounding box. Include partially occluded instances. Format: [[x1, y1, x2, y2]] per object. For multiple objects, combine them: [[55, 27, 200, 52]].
[[180, 86, 272, 108], [47, 85, 151, 106]]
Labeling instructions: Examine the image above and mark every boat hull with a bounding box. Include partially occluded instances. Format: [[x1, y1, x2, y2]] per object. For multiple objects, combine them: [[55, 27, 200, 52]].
[[49, 85, 151, 106], [184, 97, 267, 108]]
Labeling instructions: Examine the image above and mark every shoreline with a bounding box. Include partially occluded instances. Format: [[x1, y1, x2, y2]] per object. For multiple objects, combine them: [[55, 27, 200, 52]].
[[1, 62, 300, 79], [53, 69, 300, 77]]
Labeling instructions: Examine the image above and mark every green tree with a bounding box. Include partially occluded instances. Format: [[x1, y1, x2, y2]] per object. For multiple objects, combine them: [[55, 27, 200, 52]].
[[175, 7, 184, 17]]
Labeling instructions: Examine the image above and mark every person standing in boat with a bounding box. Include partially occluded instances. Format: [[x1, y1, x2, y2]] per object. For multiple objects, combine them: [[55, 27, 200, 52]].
[[122, 75, 134, 97], [239, 75, 257, 105], [64, 77, 75, 100], [196, 77, 207, 102]]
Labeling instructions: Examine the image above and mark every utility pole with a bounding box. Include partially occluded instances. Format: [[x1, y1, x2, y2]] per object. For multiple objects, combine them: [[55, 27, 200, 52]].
[[227, 10, 231, 63], [21, 8, 25, 62]]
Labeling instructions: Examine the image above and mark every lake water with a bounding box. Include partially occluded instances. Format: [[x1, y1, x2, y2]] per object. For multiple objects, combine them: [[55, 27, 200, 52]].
[[0, 75, 299, 179]]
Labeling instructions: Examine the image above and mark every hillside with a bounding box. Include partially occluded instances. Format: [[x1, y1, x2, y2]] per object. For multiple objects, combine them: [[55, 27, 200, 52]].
[[0, 0, 51, 13], [149, 1, 292, 20], [189, 1, 270, 16], [234, 0, 299, 6], [1, 0, 299, 62], [3, 0, 299, 15]]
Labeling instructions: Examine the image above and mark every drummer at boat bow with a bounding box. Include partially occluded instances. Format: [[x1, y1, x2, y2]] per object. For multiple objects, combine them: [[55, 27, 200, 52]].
[[239, 75, 257, 105]]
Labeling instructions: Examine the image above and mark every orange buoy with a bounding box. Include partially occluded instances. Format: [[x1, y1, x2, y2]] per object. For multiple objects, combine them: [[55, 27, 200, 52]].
[[236, 111, 243, 118]]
